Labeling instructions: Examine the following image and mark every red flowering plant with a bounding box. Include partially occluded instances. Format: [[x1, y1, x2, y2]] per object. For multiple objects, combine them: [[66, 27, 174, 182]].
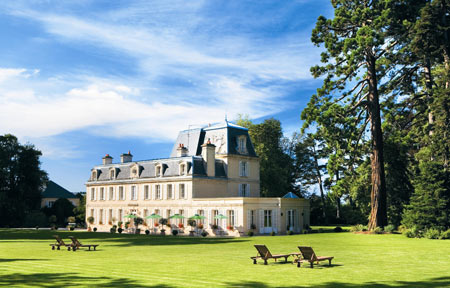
[[178, 223, 184, 229], [197, 223, 204, 229], [154, 223, 159, 227], [227, 225, 234, 231]]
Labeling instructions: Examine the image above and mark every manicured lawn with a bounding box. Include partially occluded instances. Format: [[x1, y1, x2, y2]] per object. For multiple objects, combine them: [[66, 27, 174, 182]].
[[0, 229, 449, 287]]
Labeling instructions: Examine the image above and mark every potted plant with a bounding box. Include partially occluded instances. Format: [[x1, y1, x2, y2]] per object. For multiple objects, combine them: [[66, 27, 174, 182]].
[[178, 223, 184, 229], [118, 227, 123, 234], [227, 225, 234, 231], [125, 221, 130, 229], [134, 217, 144, 234], [159, 218, 168, 235], [87, 216, 94, 231], [211, 224, 218, 230], [118, 221, 123, 228], [197, 223, 204, 230]]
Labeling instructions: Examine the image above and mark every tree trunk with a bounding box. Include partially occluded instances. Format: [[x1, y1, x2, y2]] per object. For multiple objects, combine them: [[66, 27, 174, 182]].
[[367, 54, 388, 230], [335, 171, 341, 220], [313, 147, 327, 219]]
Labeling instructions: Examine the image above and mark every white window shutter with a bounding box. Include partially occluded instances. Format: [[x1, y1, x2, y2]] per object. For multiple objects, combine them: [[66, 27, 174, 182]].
[[247, 184, 250, 197], [208, 209, 212, 226], [238, 184, 242, 197]]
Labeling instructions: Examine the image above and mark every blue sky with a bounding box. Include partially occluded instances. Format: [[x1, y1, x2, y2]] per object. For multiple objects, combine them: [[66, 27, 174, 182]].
[[0, 0, 332, 192]]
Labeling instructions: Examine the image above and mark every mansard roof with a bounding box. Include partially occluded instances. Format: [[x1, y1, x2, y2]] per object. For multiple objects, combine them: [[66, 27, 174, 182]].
[[170, 121, 257, 158], [89, 156, 226, 182]]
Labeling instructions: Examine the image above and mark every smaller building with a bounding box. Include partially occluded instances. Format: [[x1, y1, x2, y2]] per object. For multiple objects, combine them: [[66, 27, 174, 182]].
[[41, 181, 80, 208]]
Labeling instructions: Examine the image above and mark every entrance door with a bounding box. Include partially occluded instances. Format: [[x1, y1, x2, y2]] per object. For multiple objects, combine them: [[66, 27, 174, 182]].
[[262, 210, 272, 234]]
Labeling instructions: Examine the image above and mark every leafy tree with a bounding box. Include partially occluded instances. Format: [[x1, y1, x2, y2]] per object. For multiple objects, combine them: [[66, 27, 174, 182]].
[[73, 193, 86, 225], [42, 198, 75, 226], [0, 134, 48, 227]]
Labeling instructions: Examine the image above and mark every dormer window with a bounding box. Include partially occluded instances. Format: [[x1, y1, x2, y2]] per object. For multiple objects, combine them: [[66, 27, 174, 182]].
[[91, 170, 97, 181], [130, 164, 141, 178], [179, 163, 186, 175], [110, 169, 115, 179], [237, 135, 247, 154], [155, 164, 164, 177]]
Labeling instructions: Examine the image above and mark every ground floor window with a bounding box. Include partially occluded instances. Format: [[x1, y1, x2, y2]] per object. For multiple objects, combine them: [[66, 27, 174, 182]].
[[287, 210, 295, 230], [118, 209, 123, 222], [264, 210, 272, 227], [227, 210, 235, 228], [213, 210, 219, 226]]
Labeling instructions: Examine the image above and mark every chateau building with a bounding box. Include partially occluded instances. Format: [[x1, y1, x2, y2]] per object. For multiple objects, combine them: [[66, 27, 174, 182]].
[[85, 121, 310, 236]]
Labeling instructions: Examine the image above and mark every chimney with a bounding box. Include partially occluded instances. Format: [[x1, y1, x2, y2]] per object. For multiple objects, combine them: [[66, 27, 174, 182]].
[[201, 139, 216, 177], [102, 154, 113, 165], [177, 143, 188, 157], [121, 150, 133, 163]]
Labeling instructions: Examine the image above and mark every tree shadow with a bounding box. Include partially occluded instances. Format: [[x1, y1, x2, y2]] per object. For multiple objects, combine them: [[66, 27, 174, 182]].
[[0, 258, 48, 263], [226, 277, 450, 288], [0, 273, 175, 288], [0, 229, 248, 247]]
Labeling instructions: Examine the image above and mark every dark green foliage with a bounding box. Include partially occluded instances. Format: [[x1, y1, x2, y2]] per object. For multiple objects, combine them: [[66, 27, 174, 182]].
[[23, 211, 49, 228], [0, 134, 48, 227], [187, 219, 196, 227], [73, 193, 86, 225], [118, 227, 123, 234], [334, 226, 343, 232], [402, 161, 450, 231], [247, 231, 254, 237], [42, 198, 75, 226], [145, 229, 150, 235], [172, 229, 178, 236]]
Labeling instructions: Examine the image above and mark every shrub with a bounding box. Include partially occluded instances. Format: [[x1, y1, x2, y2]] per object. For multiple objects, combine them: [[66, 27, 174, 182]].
[[304, 224, 310, 230], [93, 227, 97, 232], [211, 224, 218, 230], [404, 226, 422, 238], [350, 224, 367, 232], [118, 221, 123, 228], [201, 231, 208, 237], [35, 226, 39, 230], [373, 227, 383, 234], [118, 227, 123, 234], [302, 229, 308, 234], [247, 231, 254, 237], [87, 216, 94, 225], [197, 223, 204, 229], [425, 228, 441, 239], [145, 229, 150, 235], [110, 227, 116, 233], [270, 231, 276, 236], [187, 219, 196, 227], [227, 225, 234, 231], [24, 211, 48, 228], [172, 230, 179, 236], [250, 223, 256, 230], [440, 229, 450, 239], [397, 225, 407, 234], [318, 228, 324, 233], [154, 223, 159, 227], [178, 223, 184, 229], [384, 224, 396, 233], [334, 226, 343, 232], [68, 216, 76, 223], [69, 226, 75, 231], [287, 230, 294, 235]]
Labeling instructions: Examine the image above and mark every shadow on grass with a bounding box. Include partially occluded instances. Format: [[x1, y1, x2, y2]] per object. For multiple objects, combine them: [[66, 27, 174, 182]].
[[226, 277, 450, 288], [0, 229, 248, 247], [0, 259, 48, 263], [0, 273, 175, 288]]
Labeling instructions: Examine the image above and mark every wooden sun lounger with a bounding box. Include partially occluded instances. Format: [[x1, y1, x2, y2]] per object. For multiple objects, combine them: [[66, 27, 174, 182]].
[[69, 236, 99, 251], [251, 244, 301, 265], [297, 246, 334, 268], [50, 235, 72, 251]]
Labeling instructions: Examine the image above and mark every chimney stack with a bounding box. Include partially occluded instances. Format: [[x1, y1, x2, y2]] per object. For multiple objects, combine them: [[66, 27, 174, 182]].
[[102, 154, 113, 165], [176, 143, 188, 157], [201, 139, 216, 177], [121, 150, 133, 163]]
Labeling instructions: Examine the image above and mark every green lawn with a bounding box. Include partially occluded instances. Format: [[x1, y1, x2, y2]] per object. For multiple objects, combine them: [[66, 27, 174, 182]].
[[0, 229, 449, 287]]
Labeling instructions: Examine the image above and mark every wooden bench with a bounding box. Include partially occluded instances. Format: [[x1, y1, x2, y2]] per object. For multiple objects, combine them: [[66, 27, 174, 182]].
[[251, 244, 301, 265], [69, 236, 99, 251], [297, 246, 334, 268]]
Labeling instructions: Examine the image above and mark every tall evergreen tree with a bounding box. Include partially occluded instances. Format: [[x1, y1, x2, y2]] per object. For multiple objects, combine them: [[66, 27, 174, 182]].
[[305, 0, 404, 229]]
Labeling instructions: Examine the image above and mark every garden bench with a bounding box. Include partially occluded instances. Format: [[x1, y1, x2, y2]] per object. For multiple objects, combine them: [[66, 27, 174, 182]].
[[251, 244, 300, 265], [297, 246, 334, 268]]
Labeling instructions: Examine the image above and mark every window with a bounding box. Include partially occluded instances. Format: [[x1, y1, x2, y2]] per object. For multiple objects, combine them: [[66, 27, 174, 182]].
[[119, 186, 125, 200], [237, 136, 247, 153], [227, 210, 235, 227], [198, 209, 205, 224], [179, 184, 185, 199], [239, 161, 248, 177], [287, 210, 295, 230], [239, 184, 249, 197], [144, 185, 150, 200], [213, 210, 219, 226], [179, 164, 186, 175], [100, 187, 105, 200], [118, 209, 123, 222], [47, 201, 55, 208], [156, 165, 162, 177], [264, 210, 272, 227], [91, 171, 97, 181], [109, 209, 113, 224], [131, 186, 137, 200], [156, 185, 161, 199], [110, 170, 115, 179], [179, 209, 184, 225], [166, 209, 171, 219], [99, 209, 104, 224], [109, 187, 114, 200], [167, 184, 173, 199], [90, 188, 95, 200], [143, 209, 148, 225], [90, 209, 94, 218]]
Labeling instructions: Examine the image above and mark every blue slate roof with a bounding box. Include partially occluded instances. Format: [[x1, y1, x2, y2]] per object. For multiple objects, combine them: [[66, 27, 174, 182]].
[[282, 192, 300, 199]]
